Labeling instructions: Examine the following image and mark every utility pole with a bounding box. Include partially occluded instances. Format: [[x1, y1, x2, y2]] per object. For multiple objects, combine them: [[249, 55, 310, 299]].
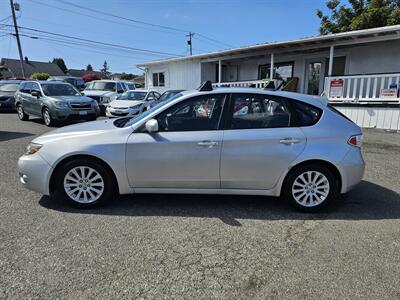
[[187, 32, 194, 56], [10, 0, 25, 78]]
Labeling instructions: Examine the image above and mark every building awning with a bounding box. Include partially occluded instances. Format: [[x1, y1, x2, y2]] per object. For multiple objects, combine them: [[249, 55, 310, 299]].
[[137, 25, 400, 67]]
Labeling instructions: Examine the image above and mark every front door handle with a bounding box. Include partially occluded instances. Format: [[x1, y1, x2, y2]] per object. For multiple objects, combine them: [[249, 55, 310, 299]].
[[279, 138, 301, 145], [197, 140, 218, 148]]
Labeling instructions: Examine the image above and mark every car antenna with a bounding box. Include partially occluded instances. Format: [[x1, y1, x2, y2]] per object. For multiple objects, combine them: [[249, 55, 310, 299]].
[[197, 81, 213, 91]]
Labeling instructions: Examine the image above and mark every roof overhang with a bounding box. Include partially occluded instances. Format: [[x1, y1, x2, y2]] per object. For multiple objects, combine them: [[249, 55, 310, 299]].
[[137, 25, 400, 67]]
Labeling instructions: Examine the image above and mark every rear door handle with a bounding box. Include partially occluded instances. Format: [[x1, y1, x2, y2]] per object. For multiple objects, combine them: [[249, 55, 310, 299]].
[[197, 140, 218, 148], [279, 138, 301, 145]]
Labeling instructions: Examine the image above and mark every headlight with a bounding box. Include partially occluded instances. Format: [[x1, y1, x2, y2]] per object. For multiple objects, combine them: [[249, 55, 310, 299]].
[[54, 100, 69, 108], [101, 97, 111, 103], [129, 104, 142, 109], [25, 143, 43, 155]]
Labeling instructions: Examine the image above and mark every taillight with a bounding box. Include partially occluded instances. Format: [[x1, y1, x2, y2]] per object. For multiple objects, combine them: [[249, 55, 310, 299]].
[[348, 134, 363, 147]]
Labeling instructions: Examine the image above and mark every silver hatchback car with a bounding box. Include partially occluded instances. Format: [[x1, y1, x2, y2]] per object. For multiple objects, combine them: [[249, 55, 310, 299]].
[[18, 85, 365, 212]]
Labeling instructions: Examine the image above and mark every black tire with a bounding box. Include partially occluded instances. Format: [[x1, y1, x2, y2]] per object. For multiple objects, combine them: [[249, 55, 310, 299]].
[[16, 104, 29, 121], [42, 108, 55, 127], [283, 164, 338, 212], [54, 158, 116, 208]]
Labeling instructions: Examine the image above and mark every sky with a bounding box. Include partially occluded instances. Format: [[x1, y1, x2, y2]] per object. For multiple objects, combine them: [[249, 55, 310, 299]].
[[0, 0, 329, 74]]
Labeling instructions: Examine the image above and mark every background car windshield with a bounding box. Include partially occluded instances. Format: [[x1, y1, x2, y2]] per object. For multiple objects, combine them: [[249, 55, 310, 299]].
[[159, 91, 181, 102], [118, 91, 147, 100], [122, 92, 183, 127], [86, 82, 116, 91], [0, 83, 19, 92], [41, 84, 80, 96]]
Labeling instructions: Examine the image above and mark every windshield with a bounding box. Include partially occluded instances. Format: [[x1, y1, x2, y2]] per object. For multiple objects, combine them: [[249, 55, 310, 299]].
[[85, 82, 116, 91], [41, 83, 80, 96], [159, 90, 182, 102], [126, 83, 135, 90], [118, 91, 147, 101], [0, 83, 19, 92], [117, 92, 183, 127]]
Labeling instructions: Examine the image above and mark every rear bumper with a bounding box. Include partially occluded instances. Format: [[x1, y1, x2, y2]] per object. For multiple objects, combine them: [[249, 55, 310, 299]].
[[338, 147, 365, 193], [18, 153, 52, 195]]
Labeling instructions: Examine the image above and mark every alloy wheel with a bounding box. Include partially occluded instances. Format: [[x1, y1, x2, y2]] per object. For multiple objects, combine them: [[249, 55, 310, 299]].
[[43, 110, 51, 126], [17, 106, 24, 119], [291, 171, 330, 207], [63, 166, 105, 204]]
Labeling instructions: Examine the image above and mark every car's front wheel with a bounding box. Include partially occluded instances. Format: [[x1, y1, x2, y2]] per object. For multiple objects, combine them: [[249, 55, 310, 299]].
[[55, 158, 115, 208], [16, 104, 29, 121], [283, 164, 338, 212], [42, 108, 55, 127]]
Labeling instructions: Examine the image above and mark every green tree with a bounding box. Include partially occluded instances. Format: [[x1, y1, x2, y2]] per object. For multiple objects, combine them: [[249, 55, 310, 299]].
[[86, 64, 93, 71], [120, 73, 138, 80], [100, 61, 111, 79], [317, 0, 400, 35], [51, 58, 68, 74], [30, 73, 50, 80]]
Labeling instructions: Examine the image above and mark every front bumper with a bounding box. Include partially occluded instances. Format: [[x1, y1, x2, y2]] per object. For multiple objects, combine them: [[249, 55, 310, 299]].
[[106, 106, 140, 118], [18, 153, 52, 195], [338, 147, 365, 193], [52, 108, 99, 120]]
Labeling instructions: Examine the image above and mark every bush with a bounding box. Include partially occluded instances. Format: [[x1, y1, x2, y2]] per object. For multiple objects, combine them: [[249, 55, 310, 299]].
[[30, 73, 50, 80]]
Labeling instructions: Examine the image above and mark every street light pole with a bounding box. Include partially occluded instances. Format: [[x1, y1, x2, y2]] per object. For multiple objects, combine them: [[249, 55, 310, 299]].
[[10, 0, 25, 78]]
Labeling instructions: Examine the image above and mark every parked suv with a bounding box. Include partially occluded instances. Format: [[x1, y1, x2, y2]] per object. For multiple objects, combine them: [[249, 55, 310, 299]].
[[48, 76, 85, 90], [15, 81, 100, 126], [82, 80, 128, 115]]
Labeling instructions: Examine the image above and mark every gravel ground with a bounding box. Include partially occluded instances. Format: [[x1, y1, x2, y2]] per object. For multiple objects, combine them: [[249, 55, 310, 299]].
[[0, 113, 399, 299]]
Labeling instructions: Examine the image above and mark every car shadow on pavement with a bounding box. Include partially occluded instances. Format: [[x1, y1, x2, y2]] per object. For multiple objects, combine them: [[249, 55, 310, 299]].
[[0, 131, 35, 142], [39, 180, 400, 225]]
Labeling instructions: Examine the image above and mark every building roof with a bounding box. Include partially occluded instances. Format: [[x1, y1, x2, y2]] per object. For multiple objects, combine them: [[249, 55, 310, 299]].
[[0, 58, 65, 78], [137, 25, 400, 67]]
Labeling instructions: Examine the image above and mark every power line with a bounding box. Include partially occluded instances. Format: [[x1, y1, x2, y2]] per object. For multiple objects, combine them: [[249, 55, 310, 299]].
[[55, 0, 187, 33], [29, 0, 183, 36], [40, 0, 234, 48], [0, 23, 182, 57]]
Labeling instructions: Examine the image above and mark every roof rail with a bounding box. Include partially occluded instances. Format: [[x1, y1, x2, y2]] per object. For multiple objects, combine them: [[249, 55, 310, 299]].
[[197, 81, 213, 91]]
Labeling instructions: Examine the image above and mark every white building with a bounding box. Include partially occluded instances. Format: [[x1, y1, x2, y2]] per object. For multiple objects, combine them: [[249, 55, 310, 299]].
[[138, 25, 400, 130]]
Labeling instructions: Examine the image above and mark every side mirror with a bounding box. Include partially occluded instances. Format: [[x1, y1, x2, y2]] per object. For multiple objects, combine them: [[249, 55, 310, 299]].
[[31, 90, 41, 98], [145, 119, 159, 133]]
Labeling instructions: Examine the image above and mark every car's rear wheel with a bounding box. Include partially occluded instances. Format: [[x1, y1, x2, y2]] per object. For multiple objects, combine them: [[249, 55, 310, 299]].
[[55, 158, 115, 208], [16, 104, 29, 121], [42, 108, 55, 127], [283, 164, 338, 212]]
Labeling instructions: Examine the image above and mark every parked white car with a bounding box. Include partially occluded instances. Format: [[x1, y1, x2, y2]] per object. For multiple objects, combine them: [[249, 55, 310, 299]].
[[83, 80, 128, 114], [105, 90, 160, 118]]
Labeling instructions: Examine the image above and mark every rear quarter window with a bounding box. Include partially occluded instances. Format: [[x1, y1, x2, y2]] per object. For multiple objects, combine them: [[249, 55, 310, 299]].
[[290, 100, 322, 127]]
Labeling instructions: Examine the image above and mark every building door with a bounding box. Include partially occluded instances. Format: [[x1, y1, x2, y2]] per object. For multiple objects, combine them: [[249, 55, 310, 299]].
[[306, 60, 325, 95]]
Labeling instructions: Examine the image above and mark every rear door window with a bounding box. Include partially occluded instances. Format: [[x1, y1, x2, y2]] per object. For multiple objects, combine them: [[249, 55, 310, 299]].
[[228, 93, 291, 129]]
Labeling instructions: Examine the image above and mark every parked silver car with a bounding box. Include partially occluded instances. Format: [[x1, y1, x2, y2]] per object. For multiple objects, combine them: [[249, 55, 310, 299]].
[[18, 86, 365, 211]]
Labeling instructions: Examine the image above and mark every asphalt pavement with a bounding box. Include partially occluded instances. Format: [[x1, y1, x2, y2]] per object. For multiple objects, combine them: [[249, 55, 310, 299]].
[[0, 113, 399, 299]]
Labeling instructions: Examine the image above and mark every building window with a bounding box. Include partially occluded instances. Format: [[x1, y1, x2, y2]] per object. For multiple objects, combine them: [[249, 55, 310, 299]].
[[152, 72, 165, 87], [258, 61, 294, 81]]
